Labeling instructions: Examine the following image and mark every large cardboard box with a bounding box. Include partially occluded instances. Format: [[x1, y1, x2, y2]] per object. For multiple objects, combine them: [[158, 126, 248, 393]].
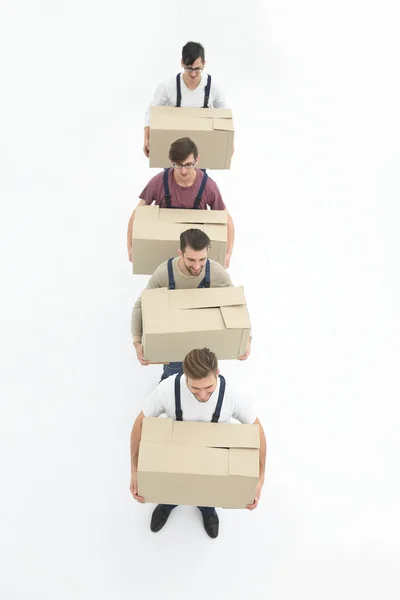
[[142, 286, 251, 362], [138, 417, 260, 508], [149, 107, 234, 170], [132, 205, 228, 275]]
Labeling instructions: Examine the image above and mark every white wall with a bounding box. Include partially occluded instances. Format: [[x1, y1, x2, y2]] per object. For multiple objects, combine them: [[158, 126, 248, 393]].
[[0, 1, 399, 598]]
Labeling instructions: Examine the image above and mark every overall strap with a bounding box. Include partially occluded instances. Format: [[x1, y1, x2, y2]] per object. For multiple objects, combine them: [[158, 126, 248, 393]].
[[176, 73, 182, 107], [163, 168, 172, 208], [197, 259, 211, 289], [203, 74, 212, 108], [193, 172, 208, 209], [211, 375, 226, 423], [167, 258, 176, 290], [174, 372, 183, 421]]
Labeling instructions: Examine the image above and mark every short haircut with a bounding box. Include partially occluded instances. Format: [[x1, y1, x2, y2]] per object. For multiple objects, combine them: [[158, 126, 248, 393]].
[[180, 229, 211, 253], [182, 41, 205, 66], [183, 348, 218, 380], [169, 137, 198, 163]]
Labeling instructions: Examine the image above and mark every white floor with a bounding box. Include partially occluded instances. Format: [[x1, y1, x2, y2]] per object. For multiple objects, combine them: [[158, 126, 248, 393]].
[[1, 1, 399, 598]]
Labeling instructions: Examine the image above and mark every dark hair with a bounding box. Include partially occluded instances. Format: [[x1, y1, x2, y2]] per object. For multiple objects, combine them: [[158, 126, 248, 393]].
[[169, 137, 198, 163], [182, 41, 205, 66], [183, 348, 218, 380], [180, 229, 211, 253]]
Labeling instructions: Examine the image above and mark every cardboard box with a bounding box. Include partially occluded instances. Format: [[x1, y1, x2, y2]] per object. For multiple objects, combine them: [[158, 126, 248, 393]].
[[132, 205, 228, 275], [137, 417, 260, 508], [141, 286, 251, 362], [149, 107, 234, 170]]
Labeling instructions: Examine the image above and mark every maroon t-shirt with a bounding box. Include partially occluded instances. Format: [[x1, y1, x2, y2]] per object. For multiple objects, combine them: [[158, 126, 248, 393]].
[[139, 168, 226, 210]]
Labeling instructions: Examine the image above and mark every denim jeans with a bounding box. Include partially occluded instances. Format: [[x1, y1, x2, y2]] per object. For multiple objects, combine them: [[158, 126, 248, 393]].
[[161, 504, 216, 517], [159, 361, 183, 382]]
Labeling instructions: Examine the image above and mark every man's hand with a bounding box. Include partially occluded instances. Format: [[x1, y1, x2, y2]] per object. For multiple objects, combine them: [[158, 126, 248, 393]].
[[143, 139, 150, 158], [246, 478, 264, 511], [130, 471, 145, 503], [134, 342, 151, 366], [224, 252, 232, 269], [238, 337, 252, 361]]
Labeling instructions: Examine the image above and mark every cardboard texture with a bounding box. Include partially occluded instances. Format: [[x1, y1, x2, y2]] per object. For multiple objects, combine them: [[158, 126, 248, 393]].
[[149, 107, 234, 169], [132, 205, 228, 275], [138, 417, 260, 508], [141, 286, 251, 362]]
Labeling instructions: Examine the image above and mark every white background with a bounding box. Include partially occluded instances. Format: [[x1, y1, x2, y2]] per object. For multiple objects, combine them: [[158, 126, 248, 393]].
[[1, 1, 399, 598]]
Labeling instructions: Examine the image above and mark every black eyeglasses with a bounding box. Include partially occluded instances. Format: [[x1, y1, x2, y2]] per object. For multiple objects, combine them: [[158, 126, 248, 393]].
[[183, 67, 203, 73], [173, 162, 196, 170]]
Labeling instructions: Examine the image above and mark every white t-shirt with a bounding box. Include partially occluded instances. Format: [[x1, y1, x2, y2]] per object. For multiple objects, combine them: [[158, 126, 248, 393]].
[[144, 72, 227, 126], [143, 375, 256, 424]]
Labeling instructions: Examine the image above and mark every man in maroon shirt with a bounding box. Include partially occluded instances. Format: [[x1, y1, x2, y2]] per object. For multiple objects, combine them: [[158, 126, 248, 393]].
[[127, 137, 235, 268]]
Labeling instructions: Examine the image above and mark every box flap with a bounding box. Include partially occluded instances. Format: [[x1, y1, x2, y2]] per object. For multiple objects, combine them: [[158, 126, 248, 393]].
[[144, 304, 226, 335], [142, 288, 248, 335], [150, 107, 232, 120], [151, 113, 213, 131], [141, 417, 173, 443], [134, 205, 160, 222], [204, 223, 228, 243], [172, 421, 260, 449], [158, 208, 228, 225], [229, 448, 260, 477], [138, 442, 229, 475], [220, 305, 252, 329], [168, 287, 246, 310], [213, 118, 235, 132], [133, 219, 192, 241], [176, 107, 232, 119]]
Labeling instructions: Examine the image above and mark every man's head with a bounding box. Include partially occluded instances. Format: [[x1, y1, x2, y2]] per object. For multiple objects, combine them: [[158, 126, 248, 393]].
[[169, 137, 199, 183], [181, 41, 206, 84], [183, 348, 219, 402], [178, 229, 211, 276]]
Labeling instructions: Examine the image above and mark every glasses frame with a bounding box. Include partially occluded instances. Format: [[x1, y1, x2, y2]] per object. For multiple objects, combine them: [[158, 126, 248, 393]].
[[183, 66, 204, 73], [172, 161, 196, 170]]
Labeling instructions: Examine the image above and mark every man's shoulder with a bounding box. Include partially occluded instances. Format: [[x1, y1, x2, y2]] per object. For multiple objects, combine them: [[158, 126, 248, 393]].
[[209, 259, 231, 282], [201, 171, 218, 189], [159, 74, 179, 90], [156, 375, 176, 396], [208, 258, 225, 270], [150, 260, 170, 286], [146, 170, 164, 185]]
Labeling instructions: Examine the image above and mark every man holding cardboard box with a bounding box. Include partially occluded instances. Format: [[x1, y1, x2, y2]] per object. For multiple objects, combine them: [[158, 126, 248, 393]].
[[143, 41, 227, 158], [127, 137, 235, 268], [130, 348, 267, 538], [132, 228, 251, 380]]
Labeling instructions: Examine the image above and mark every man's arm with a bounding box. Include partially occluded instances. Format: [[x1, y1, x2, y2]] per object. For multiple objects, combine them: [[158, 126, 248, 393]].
[[226, 211, 235, 268], [143, 126, 150, 158], [247, 417, 267, 511], [255, 418, 266, 482], [206, 184, 233, 266], [143, 81, 170, 157], [130, 410, 145, 473], [132, 264, 168, 363], [212, 81, 227, 109], [129, 410, 145, 502], [127, 199, 147, 262], [130, 385, 166, 502], [212, 261, 252, 358]]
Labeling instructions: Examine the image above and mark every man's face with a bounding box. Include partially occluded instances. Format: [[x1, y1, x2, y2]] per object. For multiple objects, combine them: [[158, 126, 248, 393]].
[[172, 153, 198, 183], [186, 372, 218, 402], [180, 245, 208, 276], [181, 57, 205, 83]]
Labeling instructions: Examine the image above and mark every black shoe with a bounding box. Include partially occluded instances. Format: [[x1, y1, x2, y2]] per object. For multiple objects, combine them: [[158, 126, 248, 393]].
[[150, 505, 173, 533], [201, 510, 219, 538]]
